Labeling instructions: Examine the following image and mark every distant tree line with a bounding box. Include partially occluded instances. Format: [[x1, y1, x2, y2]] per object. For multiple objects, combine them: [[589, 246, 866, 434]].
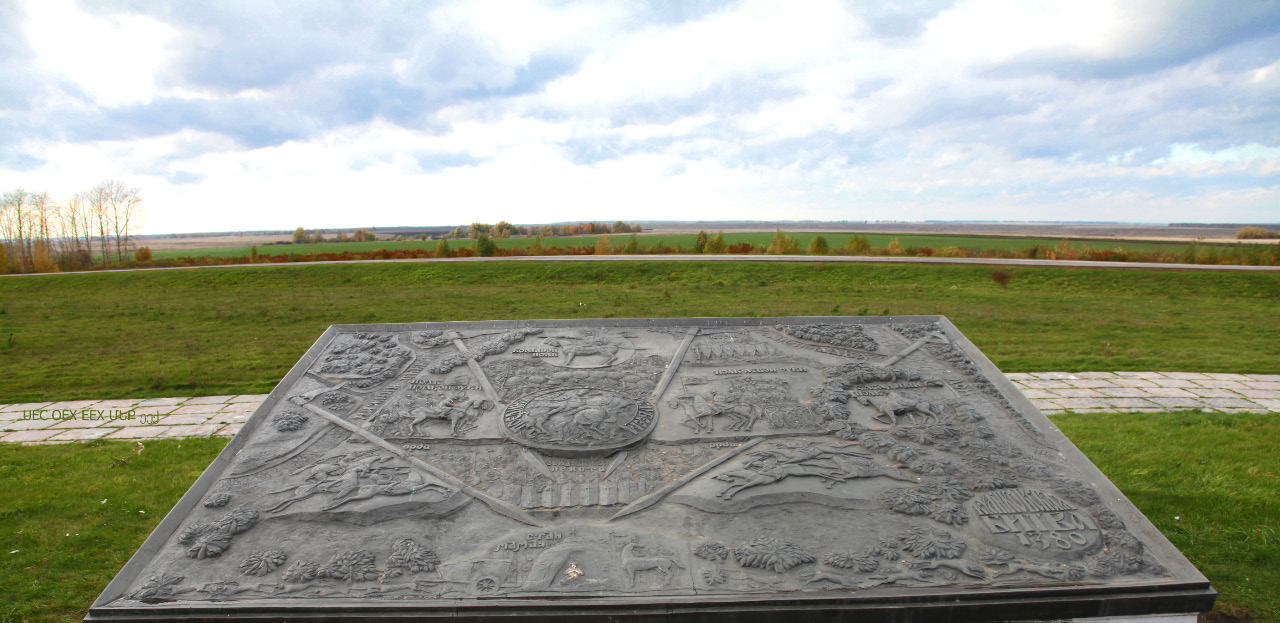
[[439, 221, 642, 239], [0, 181, 142, 273], [289, 227, 377, 244], [1236, 226, 1280, 239]]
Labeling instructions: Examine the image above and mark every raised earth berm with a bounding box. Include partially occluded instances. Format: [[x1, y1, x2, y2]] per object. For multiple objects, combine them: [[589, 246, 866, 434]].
[[86, 316, 1214, 622]]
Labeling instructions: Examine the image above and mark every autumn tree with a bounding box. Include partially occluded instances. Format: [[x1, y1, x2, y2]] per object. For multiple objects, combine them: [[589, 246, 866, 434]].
[[842, 234, 870, 254], [594, 235, 612, 255], [474, 234, 496, 257], [693, 231, 708, 253], [621, 233, 640, 254], [493, 221, 520, 238], [292, 227, 308, 243], [766, 230, 802, 255], [705, 231, 726, 254], [433, 239, 450, 258], [807, 235, 830, 255]]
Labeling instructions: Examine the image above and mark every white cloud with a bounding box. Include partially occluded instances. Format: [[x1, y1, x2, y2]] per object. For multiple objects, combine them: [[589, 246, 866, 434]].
[[21, 0, 178, 106], [1, 0, 1277, 233]]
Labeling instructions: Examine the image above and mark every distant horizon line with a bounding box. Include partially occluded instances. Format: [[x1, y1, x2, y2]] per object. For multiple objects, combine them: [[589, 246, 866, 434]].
[[136, 219, 1280, 238]]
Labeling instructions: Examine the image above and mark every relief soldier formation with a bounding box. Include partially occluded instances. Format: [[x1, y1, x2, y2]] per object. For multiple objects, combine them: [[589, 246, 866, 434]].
[[92, 317, 1207, 617]]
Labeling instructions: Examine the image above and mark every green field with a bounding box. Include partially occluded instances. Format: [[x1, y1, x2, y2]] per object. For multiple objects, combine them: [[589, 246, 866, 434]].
[[147, 231, 1213, 259], [0, 261, 1276, 402], [2, 410, 1276, 622]]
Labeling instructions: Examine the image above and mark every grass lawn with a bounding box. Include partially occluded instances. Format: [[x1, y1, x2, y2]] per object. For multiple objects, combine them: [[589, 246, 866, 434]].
[[147, 231, 1215, 259], [0, 411, 1275, 622], [0, 261, 1276, 403]]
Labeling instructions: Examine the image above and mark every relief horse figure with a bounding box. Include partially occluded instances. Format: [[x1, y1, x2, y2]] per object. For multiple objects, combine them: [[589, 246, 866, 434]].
[[856, 391, 943, 426], [670, 391, 762, 434], [544, 337, 621, 367], [621, 540, 684, 588], [407, 395, 492, 437]]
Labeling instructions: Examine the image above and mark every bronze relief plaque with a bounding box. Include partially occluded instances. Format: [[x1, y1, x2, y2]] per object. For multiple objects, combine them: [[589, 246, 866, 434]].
[[87, 317, 1213, 622]]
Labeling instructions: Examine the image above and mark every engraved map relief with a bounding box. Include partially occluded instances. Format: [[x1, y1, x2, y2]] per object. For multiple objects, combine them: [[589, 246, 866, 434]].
[[100, 318, 1196, 616]]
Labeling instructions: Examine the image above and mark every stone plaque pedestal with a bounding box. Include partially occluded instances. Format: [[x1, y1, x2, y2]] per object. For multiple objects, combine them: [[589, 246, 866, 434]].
[[87, 317, 1214, 621]]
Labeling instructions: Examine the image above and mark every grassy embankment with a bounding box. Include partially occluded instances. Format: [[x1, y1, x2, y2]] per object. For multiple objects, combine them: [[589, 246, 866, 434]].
[[1, 411, 1276, 622], [0, 261, 1276, 402], [150, 231, 1211, 259]]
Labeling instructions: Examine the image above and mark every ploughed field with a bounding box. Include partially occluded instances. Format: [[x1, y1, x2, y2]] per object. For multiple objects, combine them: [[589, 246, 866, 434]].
[[0, 261, 1276, 402]]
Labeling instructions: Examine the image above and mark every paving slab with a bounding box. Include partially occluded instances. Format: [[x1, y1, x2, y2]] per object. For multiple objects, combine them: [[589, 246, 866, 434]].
[[1186, 388, 1242, 398], [170, 404, 224, 415], [182, 395, 237, 405], [205, 412, 251, 425], [1066, 379, 1117, 388], [131, 406, 179, 416], [1146, 397, 1210, 409], [1106, 398, 1163, 409], [1161, 372, 1211, 380], [217, 402, 261, 414], [1114, 371, 1166, 379], [1142, 388, 1199, 398], [156, 414, 214, 426], [1202, 373, 1252, 381], [1190, 380, 1247, 390], [92, 399, 144, 410], [137, 397, 187, 407], [0, 401, 52, 412], [1245, 374, 1280, 382], [158, 424, 222, 438], [1240, 389, 1280, 400], [48, 417, 113, 429], [105, 426, 168, 440], [1097, 387, 1154, 398], [1019, 379, 1074, 389], [215, 423, 244, 436], [1018, 389, 1059, 399], [0, 418, 57, 431], [1071, 371, 1119, 379], [1052, 388, 1105, 398], [1250, 398, 1280, 410], [1200, 397, 1266, 409], [1, 429, 63, 442], [229, 394, 270, 403], [1152, 379, 1198, 388], [1028, 398, 1063, 410], [49, 428, 121, 441]]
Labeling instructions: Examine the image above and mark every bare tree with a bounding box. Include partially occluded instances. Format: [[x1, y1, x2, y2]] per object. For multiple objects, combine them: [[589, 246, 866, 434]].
[[85, 182, 112, 263], [58, 193, 94, 268], [95, 180, 143, 261], [1, 189, 31, 269]]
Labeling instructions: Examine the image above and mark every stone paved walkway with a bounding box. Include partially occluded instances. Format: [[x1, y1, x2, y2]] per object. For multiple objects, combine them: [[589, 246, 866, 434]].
[[2, 371, 1278, 444]]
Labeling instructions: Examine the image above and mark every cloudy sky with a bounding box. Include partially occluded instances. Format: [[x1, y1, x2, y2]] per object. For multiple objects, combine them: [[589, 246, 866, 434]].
[[2, 0, 1278, 234]]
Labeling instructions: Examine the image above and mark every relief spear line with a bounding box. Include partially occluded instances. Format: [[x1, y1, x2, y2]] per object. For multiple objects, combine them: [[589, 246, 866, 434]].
[[452, 337, 505, 408], [517, 447, 556, 481], [881, 330, 949, 367], [293, 400, 542, 527], [650, 327, 700, 402]]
